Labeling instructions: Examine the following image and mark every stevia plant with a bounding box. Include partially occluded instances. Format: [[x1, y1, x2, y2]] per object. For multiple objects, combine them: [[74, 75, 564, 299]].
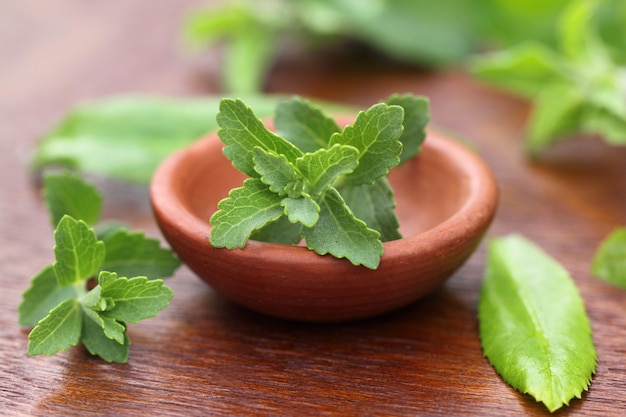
[[209, 94, 430, 269]]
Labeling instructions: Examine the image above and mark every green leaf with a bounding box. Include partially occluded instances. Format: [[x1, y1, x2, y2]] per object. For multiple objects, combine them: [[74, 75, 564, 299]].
[[81, 306, 126, 345], [559, 0, 595, 61], [385, 94, 430, 164], [470, 43, 564, 98], [28, 298, 82, 356], [329, 103, 403, 185], [302, 187, 382, 269], [53, 215, 105, 287], [526, 84, 585, 155], [100, 229, 181, 280], [275, 97, 341, 153], [591, 227, 626, 288], [281, 196, 319, 228], [42, 172, 102, 227], [217, 98, 303, 178], [81, 311, 130, 363], [252, 147, 301, 197], [19, 265, 77, 327], [479, 235, 597, 412], [295, 144, 359, 197], [210, 178, 285, 248], [338, 177, 401, 242], [249, 215, 302, 245], [31, 95, 280, 183], [98, 271, 174, 323]]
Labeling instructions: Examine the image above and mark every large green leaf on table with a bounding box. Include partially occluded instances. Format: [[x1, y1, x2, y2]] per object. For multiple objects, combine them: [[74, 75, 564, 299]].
[[217, 98, 303, 178], [27, 298, 82, 356], [275, 98, 341, 154], [338, 177, 400, 242], [31, 95, 280, 184], [100, 229, 181, 280], [329, 103, 403, 186], [302, 187, 382, 270], [210, 178, 285, 248], [42, 171, 103, 227], [19, 265, 77, 327], [591, 227, 626, 288], [479, 235, 596, 412], [53, 216, 105, 288]]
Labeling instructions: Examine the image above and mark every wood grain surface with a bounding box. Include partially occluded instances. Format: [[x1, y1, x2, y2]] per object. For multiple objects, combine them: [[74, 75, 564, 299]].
[[1, 1, 626, 416]]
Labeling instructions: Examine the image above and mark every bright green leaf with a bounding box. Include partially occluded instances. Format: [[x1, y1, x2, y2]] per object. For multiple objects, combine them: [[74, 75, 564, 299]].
[[98, 271, 174, 323], [591, 227, 626, 288], [249, 215, 302, 245], [275, 97, 340, 153], [302, 187, 382, 269], [295, 144, 359, 197], [31, 95, 280, 183], [210, 178, 285, 248], [101, 229, 180, 280], [42, 172, 102, 227], [281, 196, 320, 228], [28, 298, 82, 356], [217, 98, 303, 178], [53, 215, 105, 287], [19, 265, 76, 327], [329, 103, 403, 185], [470, 43, 564, 98], [339, 177, 401, 242], [559, 0, 595, 61], [252, 147, 301, 197], [385, 94, 430, 163], [526, 84, 585, 155], [81, 311, 130, 363], [81, 306, 126, 345], [479, 235, 597, 412]]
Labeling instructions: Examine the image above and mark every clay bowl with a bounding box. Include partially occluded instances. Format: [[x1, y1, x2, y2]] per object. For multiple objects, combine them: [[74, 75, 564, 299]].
[[150, 121, 498, 322]]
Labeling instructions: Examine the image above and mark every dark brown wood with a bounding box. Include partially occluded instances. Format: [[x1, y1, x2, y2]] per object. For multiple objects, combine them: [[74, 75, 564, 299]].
[[1, 1, 625, 415]]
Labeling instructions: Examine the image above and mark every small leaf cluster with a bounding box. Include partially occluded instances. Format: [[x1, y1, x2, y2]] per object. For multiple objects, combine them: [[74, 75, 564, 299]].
[[471, 0, 626, 154], [209, 95, 429, 269], [19, 173, 180, 362]]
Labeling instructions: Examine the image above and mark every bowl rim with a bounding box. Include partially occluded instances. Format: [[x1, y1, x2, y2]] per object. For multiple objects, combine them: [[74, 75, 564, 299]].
[[150, 125, 498, 268]]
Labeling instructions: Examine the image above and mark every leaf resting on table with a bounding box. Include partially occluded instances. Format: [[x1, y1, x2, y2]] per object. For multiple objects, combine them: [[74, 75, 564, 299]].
[[479, 235, 597, 412]]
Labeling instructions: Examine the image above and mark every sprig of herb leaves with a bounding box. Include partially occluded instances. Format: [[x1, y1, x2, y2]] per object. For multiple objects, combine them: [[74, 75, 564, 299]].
[[19, 172, 180, 362], [210, 95, 429, 269]]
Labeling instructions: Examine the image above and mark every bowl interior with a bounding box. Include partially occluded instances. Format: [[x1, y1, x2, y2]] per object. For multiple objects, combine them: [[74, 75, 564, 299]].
[[176, 132, 471, 240]]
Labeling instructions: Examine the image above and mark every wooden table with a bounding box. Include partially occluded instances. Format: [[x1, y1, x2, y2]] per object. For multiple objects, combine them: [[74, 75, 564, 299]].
[[2, 2, 626, 416]]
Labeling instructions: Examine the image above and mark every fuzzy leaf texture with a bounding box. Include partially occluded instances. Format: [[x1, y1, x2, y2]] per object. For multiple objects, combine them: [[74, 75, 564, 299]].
[[294, 144, 359, 197], [252, 147, 301, 197], [302, 187, 382, 269], [210, 178, 285, 248], [339, 177, 401, 242], [53, 215, 105, 287], [591, 227, 626, 288], [97, 271, 174, 323], [329, 103, 404, 185], [216, 98, 303, 177], [43, 172, 102, 227], [19, 265, 76, 327], [479, 235, 597, 412], [385, 94, 430, 164], [274, 97, 341, 153], [28, 298, 82, 356], [100, 229, 181, 280]]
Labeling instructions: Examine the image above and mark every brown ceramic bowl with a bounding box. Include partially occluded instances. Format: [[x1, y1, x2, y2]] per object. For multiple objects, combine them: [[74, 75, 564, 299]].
[[150, 122, 498, 322]]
